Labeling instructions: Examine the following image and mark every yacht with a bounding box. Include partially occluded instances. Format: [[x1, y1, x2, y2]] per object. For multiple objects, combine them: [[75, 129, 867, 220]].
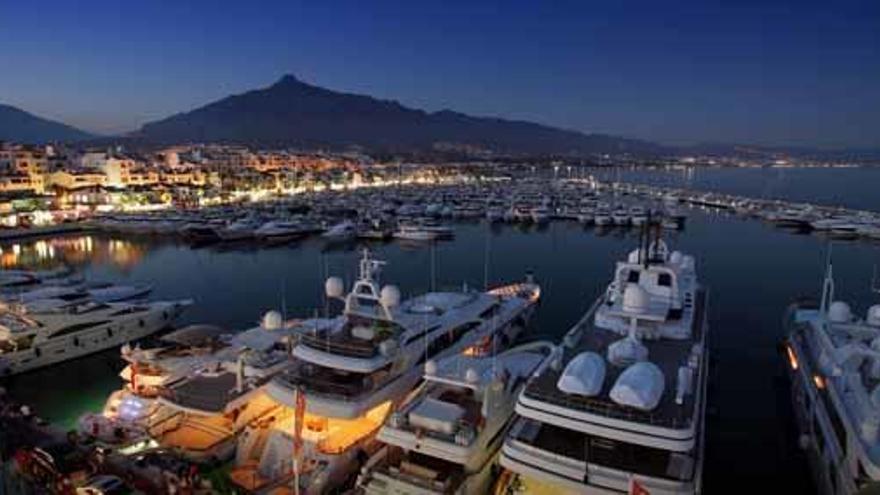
[[531, 207, 552, 225], [783, 263, 880, 494], [594, 204, 613, 227], [218, 218, 261, 241], [611, 206, 630, 226], [228, 250, 541, 494], [499, 237, 709, 494], [393, 224, 438, 242], [78, 314, 312, 451], [255, 220, 307, 243], [0, 298, 192, 376], [322, 220, 358, 241], [630, 206, 648, 227], [356, 341, 557, 495], [144, 313, 315, 461], [486, 207, 504, 223]]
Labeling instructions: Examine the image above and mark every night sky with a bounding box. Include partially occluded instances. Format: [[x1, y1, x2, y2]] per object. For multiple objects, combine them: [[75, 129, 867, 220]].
[[1, 0, 877, 148]]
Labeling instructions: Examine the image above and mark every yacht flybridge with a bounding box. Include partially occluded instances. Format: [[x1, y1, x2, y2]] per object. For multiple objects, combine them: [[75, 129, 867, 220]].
[[0, 298, 192, 376], [784, 263, 880, 494], [356, 341, 557, 495], [228, 250, 541, 494], [499, 237, 709, 494]]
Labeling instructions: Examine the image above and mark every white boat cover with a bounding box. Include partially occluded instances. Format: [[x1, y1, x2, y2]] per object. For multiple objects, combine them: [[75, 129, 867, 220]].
[[610, 361, 665, 411], [408, 397, 465, 435], [607, 337, 648, 366], [557, 352, 606, 397]]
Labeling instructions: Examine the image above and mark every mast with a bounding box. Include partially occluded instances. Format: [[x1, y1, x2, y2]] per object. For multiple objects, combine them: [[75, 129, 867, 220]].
[[820, 246, 835, 316]]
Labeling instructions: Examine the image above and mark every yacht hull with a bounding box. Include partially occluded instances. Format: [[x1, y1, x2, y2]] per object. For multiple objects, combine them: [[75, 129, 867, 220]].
[[0, 301, 191, 376]]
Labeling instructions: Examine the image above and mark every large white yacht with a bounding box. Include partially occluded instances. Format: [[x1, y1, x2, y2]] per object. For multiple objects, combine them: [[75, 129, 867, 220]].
[[0, 298, 192, 376], [499, 238, 709, 494], [142, 313, 318, 461], [228, 250, 541, 494], [356, 341, 557, 495], [77, 313, 317, 452], [784, 263, 880, 494]]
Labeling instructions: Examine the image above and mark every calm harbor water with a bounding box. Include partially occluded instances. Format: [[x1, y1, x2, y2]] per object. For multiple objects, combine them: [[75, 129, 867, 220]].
[[2, 167, 880, 493]]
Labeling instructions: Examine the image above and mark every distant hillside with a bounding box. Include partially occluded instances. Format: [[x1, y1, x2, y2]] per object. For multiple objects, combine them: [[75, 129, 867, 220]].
[[0, 104, 94, 143], [136, 75, 666, 156], [684, 142, 880, 163]]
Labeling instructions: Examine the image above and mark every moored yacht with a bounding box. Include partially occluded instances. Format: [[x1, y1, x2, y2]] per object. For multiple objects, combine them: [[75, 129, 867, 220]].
[[356, 341, 557, 495], [0, 298, 192, 376], [228, 250, 541, 494], [783, 263, 880, 494], [322, 220, 358, 241], [499, 237, 709, 494], [144, 313, 314, 461], [393, 224, 439, 242]]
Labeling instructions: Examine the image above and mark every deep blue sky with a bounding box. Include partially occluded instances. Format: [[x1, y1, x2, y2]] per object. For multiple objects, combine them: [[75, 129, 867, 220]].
[[1, 0, 877, 148]]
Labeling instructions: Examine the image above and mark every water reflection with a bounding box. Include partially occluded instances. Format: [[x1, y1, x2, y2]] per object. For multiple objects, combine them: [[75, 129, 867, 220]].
[[0, 235, 148, 272]]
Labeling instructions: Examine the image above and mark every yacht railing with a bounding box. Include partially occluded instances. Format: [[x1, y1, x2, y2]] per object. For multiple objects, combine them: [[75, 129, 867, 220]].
[[522, 386, 691, 428], [299, 332, 379, 358]]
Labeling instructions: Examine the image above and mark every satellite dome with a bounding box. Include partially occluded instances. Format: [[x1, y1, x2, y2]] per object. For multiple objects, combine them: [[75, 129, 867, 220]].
[[425, 360, 438, 375], [670, 251, 683, 264], [465, 367, 480, 384], [828, 301, 852, 323], [262, 310, 283, 330], [622, 284, 650, 313], [325, 276, 345, 298], [381, 285, 401, 308], [867, 305, 880, 327]]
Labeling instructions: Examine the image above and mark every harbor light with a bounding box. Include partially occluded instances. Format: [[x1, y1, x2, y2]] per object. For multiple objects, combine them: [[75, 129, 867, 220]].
[[813, 374, 825, 390], [786, 345, 799, 370]]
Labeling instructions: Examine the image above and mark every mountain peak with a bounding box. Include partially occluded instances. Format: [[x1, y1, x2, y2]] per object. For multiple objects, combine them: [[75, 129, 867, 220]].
[[137, 76, 664, 155], [273, 74, 303, 87]]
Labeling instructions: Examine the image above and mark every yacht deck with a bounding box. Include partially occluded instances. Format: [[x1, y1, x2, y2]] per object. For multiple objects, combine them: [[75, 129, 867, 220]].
[[522, 289, 707, 430], [160, 371, 242, 413]]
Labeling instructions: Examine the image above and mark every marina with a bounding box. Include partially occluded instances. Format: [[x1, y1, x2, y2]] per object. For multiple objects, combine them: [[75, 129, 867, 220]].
[[1, 166, 879, 494]]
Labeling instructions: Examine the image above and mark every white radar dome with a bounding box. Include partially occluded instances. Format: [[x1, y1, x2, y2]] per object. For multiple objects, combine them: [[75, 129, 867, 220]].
[[867, 305, 880, 327], [622, 284, 650, 314], [465, 367, 480, 384], [425, 360, 438, 375], [670, 251, 683, 264], [325, 277, 345, 298], [381, 285, 401, 308], [828, 301, 853, 323], [262, 310, 283, 330]]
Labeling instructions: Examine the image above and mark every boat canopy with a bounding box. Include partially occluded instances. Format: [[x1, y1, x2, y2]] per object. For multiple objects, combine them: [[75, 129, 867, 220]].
[[557, 351, 606, 397], [610, 361, 666, 411]]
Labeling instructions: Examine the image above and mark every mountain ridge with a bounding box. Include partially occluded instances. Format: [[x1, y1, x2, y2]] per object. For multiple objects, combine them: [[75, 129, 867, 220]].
[[0, 104, 95, 143], [135, 75, 667, 156]]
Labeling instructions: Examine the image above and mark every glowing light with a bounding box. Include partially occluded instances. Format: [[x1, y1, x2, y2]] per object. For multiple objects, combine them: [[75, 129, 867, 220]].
[[813, 374, 826, 390], [786, 346, 799, 370]]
